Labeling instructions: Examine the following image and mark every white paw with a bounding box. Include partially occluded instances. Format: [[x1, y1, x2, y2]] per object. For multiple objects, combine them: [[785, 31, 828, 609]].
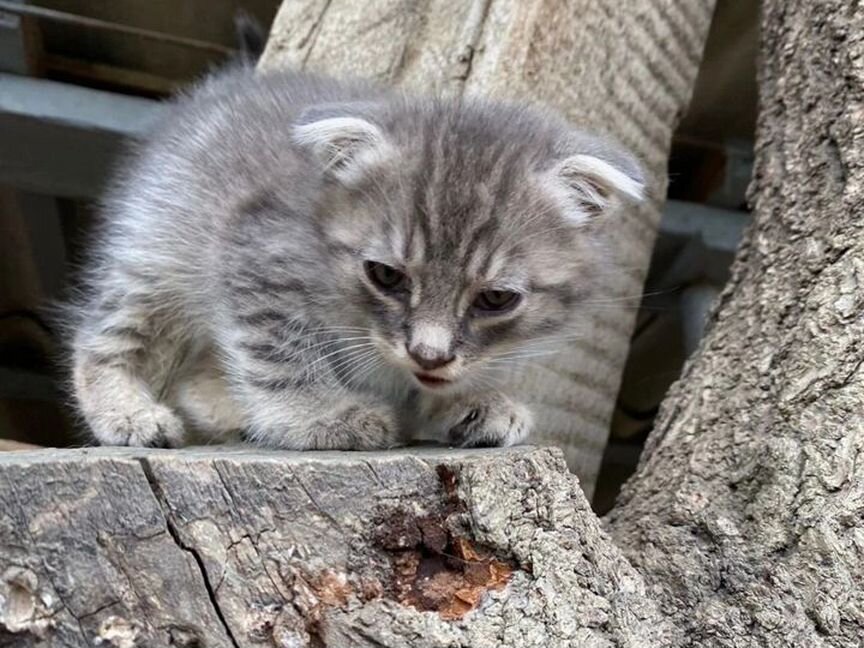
[[90, 403, 186, 448], [447, 398, 532, 448]]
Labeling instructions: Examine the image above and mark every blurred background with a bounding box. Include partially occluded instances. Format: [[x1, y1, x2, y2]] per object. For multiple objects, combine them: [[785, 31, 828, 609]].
[[0, 0, 757, 512]]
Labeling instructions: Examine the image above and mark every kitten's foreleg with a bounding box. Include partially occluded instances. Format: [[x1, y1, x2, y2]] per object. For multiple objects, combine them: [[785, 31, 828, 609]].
[[72, 295, 187, 447]]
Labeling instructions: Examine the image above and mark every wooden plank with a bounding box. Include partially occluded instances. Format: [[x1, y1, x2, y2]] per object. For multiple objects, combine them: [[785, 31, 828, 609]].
[[0, 438, 40, 451], [0, 0, 42, 75], [0, 73, 162, 198], [42, 54, 179, 97]]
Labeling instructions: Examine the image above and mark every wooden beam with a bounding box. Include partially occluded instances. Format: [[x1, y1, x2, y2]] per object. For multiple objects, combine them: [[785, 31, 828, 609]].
[[43, 54, 179, 97], [0, 0, 42, 75], [0, 73, 162, 198]]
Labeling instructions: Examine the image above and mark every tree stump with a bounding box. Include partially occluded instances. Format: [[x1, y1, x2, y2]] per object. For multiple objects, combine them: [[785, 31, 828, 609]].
[[0, 446, 668, 647]]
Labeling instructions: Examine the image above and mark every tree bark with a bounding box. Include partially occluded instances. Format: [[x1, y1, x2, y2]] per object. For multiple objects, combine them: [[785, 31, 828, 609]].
[[260, 0, 717, 494], [607, 0, 864, 645]]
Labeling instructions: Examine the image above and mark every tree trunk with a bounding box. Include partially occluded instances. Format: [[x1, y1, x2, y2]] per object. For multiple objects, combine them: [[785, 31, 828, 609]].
[[261, 0, 717, 495], [607, 0, 864, 645]]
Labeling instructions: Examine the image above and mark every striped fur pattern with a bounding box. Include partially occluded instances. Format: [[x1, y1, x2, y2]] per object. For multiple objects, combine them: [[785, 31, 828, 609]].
[[69, 65, 645, 450]]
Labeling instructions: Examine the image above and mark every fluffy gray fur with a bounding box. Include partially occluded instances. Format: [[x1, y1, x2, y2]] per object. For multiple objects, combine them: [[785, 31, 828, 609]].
[[69, 65, 645, 450]]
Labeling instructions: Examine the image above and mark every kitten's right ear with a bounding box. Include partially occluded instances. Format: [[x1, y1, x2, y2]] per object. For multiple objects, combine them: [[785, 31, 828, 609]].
[[540, 136, 646, 226], [293, 106, 394, 184]]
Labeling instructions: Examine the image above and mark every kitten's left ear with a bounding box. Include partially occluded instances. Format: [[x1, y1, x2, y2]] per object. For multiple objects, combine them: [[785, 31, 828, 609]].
[[293, 104, 394, 184], [543, 148, 646, 225]]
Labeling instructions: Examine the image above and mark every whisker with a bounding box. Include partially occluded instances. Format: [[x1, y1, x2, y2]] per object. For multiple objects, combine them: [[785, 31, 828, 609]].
[[313, 346, 379, 379], [300, 342, 377, 376], [341, 354, 385, 389]]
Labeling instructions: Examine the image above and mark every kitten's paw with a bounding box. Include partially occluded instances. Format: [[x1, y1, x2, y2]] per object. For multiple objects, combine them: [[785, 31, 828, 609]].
[[89, 403, 186, 448], [305, 402, 403, 450], [447, 397, 532, 448]]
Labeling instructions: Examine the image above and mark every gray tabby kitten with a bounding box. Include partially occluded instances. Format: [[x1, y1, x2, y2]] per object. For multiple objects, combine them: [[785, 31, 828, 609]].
[[70, 65, 645, 450]]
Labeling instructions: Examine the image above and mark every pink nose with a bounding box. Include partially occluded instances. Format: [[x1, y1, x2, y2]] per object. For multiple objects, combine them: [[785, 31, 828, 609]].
[[407, 344, 454, 370]]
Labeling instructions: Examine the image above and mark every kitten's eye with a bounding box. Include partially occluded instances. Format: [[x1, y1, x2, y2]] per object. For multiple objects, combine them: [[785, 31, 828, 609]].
[[364, 261, 409, 292], [472, 290, 522, 314]]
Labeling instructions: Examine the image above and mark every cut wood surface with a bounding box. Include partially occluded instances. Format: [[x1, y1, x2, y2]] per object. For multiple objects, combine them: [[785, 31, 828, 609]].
[[0, 446, 668, 647], [261, 0, 717, 495]]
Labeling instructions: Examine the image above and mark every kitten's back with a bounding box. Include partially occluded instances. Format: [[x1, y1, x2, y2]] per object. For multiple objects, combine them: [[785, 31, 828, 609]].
[[97, 68, 387, 296]]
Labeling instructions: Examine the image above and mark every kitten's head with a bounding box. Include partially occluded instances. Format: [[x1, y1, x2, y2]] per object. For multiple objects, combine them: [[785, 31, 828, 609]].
[[291, 97, 645, 392]]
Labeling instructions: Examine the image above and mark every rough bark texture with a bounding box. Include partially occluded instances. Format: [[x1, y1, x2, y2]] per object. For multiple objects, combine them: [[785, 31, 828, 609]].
[[0, 446, 671, 647], [607, 1, 864, 645], [260, 0, 717, 494]]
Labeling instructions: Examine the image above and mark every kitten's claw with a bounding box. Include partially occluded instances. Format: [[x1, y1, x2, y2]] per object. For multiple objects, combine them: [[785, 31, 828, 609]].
[[447, 398, 531, 448]]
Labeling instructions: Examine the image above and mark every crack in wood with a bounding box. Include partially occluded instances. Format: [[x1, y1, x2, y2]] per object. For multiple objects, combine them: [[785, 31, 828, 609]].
[[299, 0, 333, 64], [137, 458, 241, 648], [212, 461, 287, 600]]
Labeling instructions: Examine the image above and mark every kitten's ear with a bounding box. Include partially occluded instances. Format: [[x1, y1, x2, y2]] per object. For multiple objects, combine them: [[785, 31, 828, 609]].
[[293, 105, 393, 184], [543, 148, 646, 226]]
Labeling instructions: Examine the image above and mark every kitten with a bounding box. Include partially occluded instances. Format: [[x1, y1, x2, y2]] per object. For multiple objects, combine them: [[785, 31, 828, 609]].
[[69, 65, 645, 450]]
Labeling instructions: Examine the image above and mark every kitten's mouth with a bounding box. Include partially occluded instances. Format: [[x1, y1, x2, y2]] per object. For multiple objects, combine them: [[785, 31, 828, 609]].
[[413, 373, 453, 389]]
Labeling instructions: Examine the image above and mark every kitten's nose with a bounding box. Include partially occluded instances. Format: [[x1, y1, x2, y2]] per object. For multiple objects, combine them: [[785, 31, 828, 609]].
[[406, 344, 455, 370]]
